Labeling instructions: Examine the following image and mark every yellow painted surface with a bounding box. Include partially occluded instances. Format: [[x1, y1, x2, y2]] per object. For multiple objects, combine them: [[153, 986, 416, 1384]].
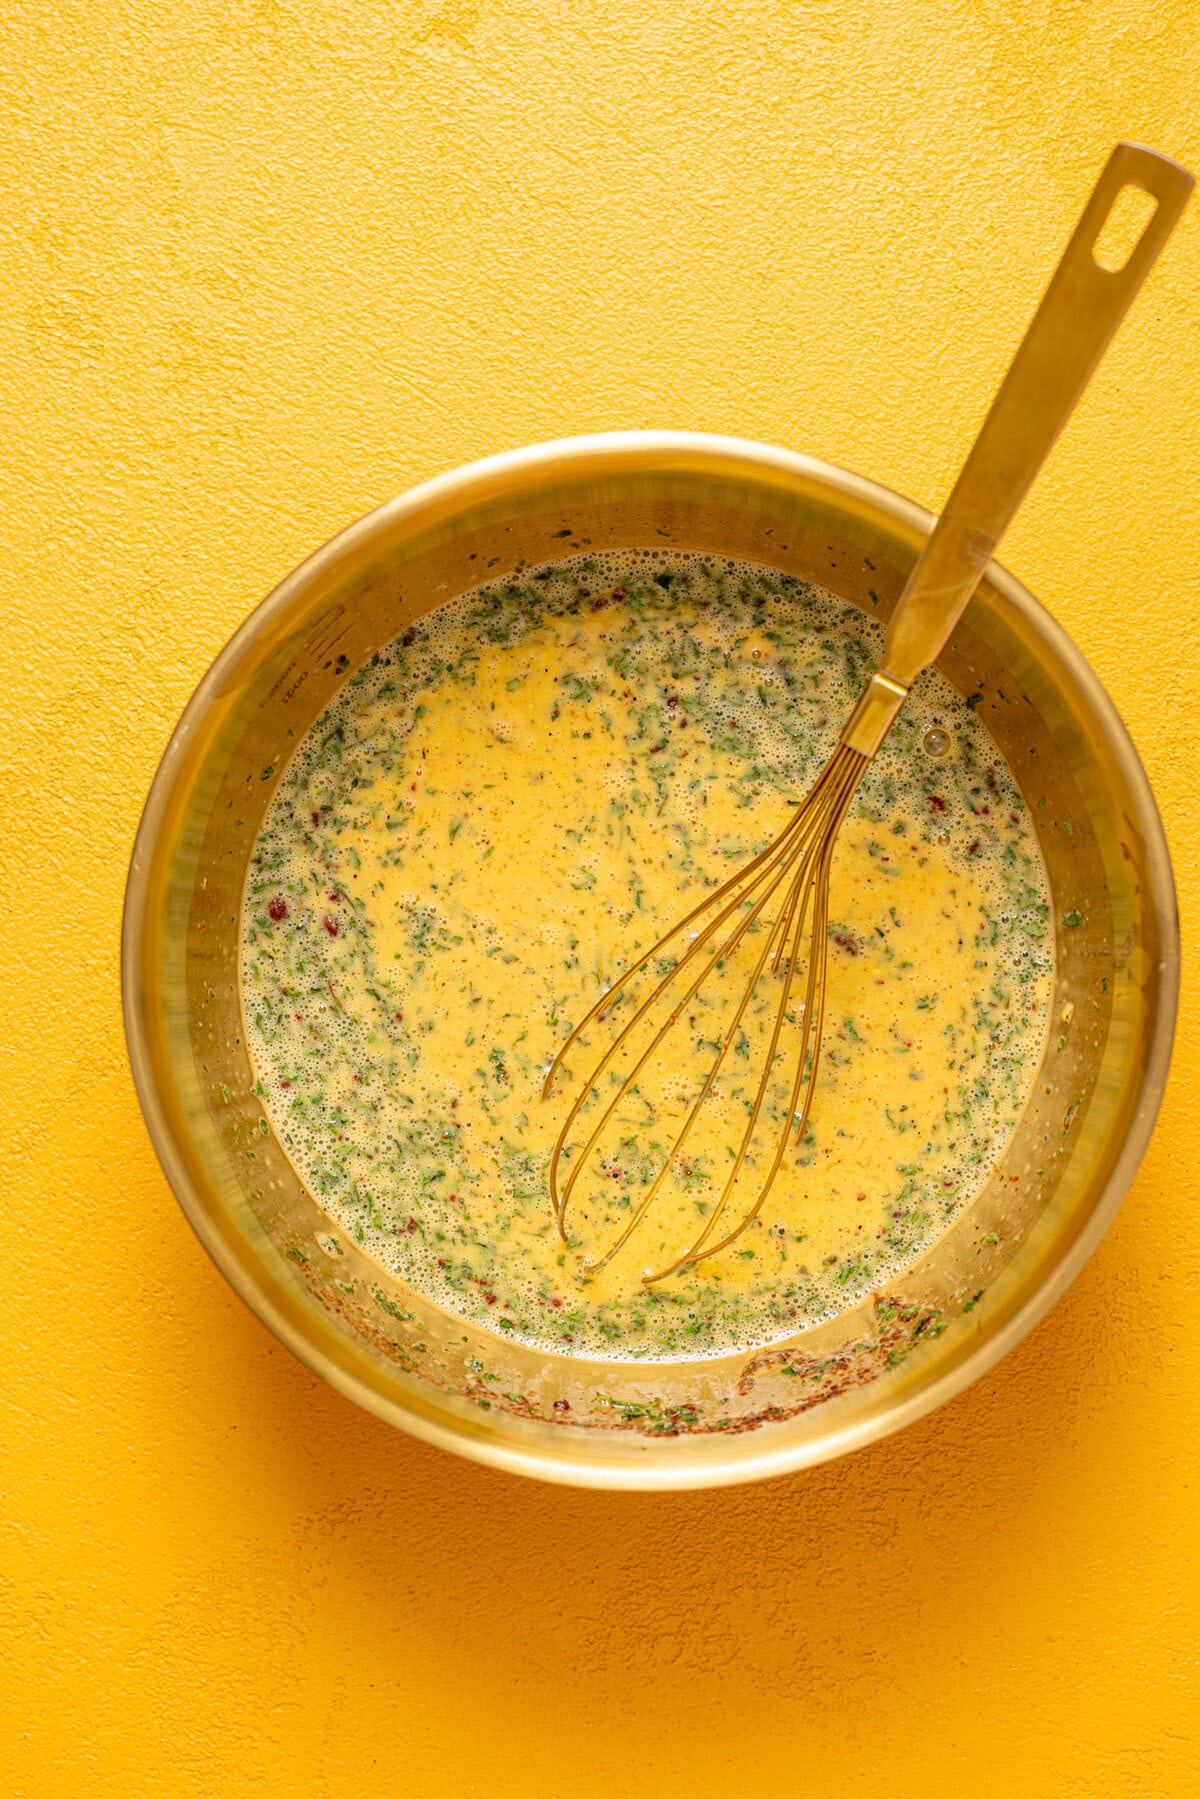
[[2, 2, 1198, 1792]]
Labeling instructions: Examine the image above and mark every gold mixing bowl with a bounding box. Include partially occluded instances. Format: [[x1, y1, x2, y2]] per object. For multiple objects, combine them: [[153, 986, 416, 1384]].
[[122, 433, 1178, 1489]]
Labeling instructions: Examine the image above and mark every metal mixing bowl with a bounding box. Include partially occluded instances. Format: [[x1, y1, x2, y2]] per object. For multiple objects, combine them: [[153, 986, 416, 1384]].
[[122, 433, 1178, 1489]]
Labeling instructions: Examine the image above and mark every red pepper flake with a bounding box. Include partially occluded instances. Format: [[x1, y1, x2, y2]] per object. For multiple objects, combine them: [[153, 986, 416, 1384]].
[[323, 914, 340, 936], [311, 809, 322, 827], [928, 794, 946, 813], [268, 896, 288, 922], [967, 840, 981, 855], [833, 933, 858, 954], [550, 1296, 563, 1308], [553, 1398, 570, 1412], [611, 587, 626, 601], [407, 1219, 419, 1233], [394, 1011, 404, 1022], [484, 1293, 497, 1305], [401, 627, 417, 647], [329, 890, 342, 903], [279, 1078, 291, 1089]]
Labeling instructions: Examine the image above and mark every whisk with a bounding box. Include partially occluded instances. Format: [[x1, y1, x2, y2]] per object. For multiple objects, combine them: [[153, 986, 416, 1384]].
[[542, 142, 1191, 1284]]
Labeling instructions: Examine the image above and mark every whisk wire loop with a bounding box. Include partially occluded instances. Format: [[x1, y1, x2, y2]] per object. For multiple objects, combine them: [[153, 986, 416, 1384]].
[[640, 751, 861, 1282], [544, 741, 867, 1281], [551, 816, 812, 1241]]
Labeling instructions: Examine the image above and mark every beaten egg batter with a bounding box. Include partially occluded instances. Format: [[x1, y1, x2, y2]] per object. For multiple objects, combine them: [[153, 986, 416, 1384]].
[[242, 553, 1052, 1358]]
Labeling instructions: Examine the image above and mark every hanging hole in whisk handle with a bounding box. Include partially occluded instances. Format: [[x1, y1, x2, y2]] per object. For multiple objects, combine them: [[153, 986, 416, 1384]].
[[1074, 141, 1192, 289], [1091, 183, 1160, 272]]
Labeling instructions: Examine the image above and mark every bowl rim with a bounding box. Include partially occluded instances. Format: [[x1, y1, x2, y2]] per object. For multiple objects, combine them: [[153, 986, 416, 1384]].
[[121, 429, 1180, 1490]]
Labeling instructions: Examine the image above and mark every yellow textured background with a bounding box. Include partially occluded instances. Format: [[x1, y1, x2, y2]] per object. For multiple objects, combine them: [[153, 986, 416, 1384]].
[[3, 2, 1199, 1793]]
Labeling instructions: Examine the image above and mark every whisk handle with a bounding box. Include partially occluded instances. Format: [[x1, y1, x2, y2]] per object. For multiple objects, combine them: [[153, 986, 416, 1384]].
[[869, 142, 1192, 720]]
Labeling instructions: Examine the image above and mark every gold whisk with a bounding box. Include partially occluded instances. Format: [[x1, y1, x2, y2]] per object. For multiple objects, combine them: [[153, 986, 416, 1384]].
[[542, 142, 1191, 1283]]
